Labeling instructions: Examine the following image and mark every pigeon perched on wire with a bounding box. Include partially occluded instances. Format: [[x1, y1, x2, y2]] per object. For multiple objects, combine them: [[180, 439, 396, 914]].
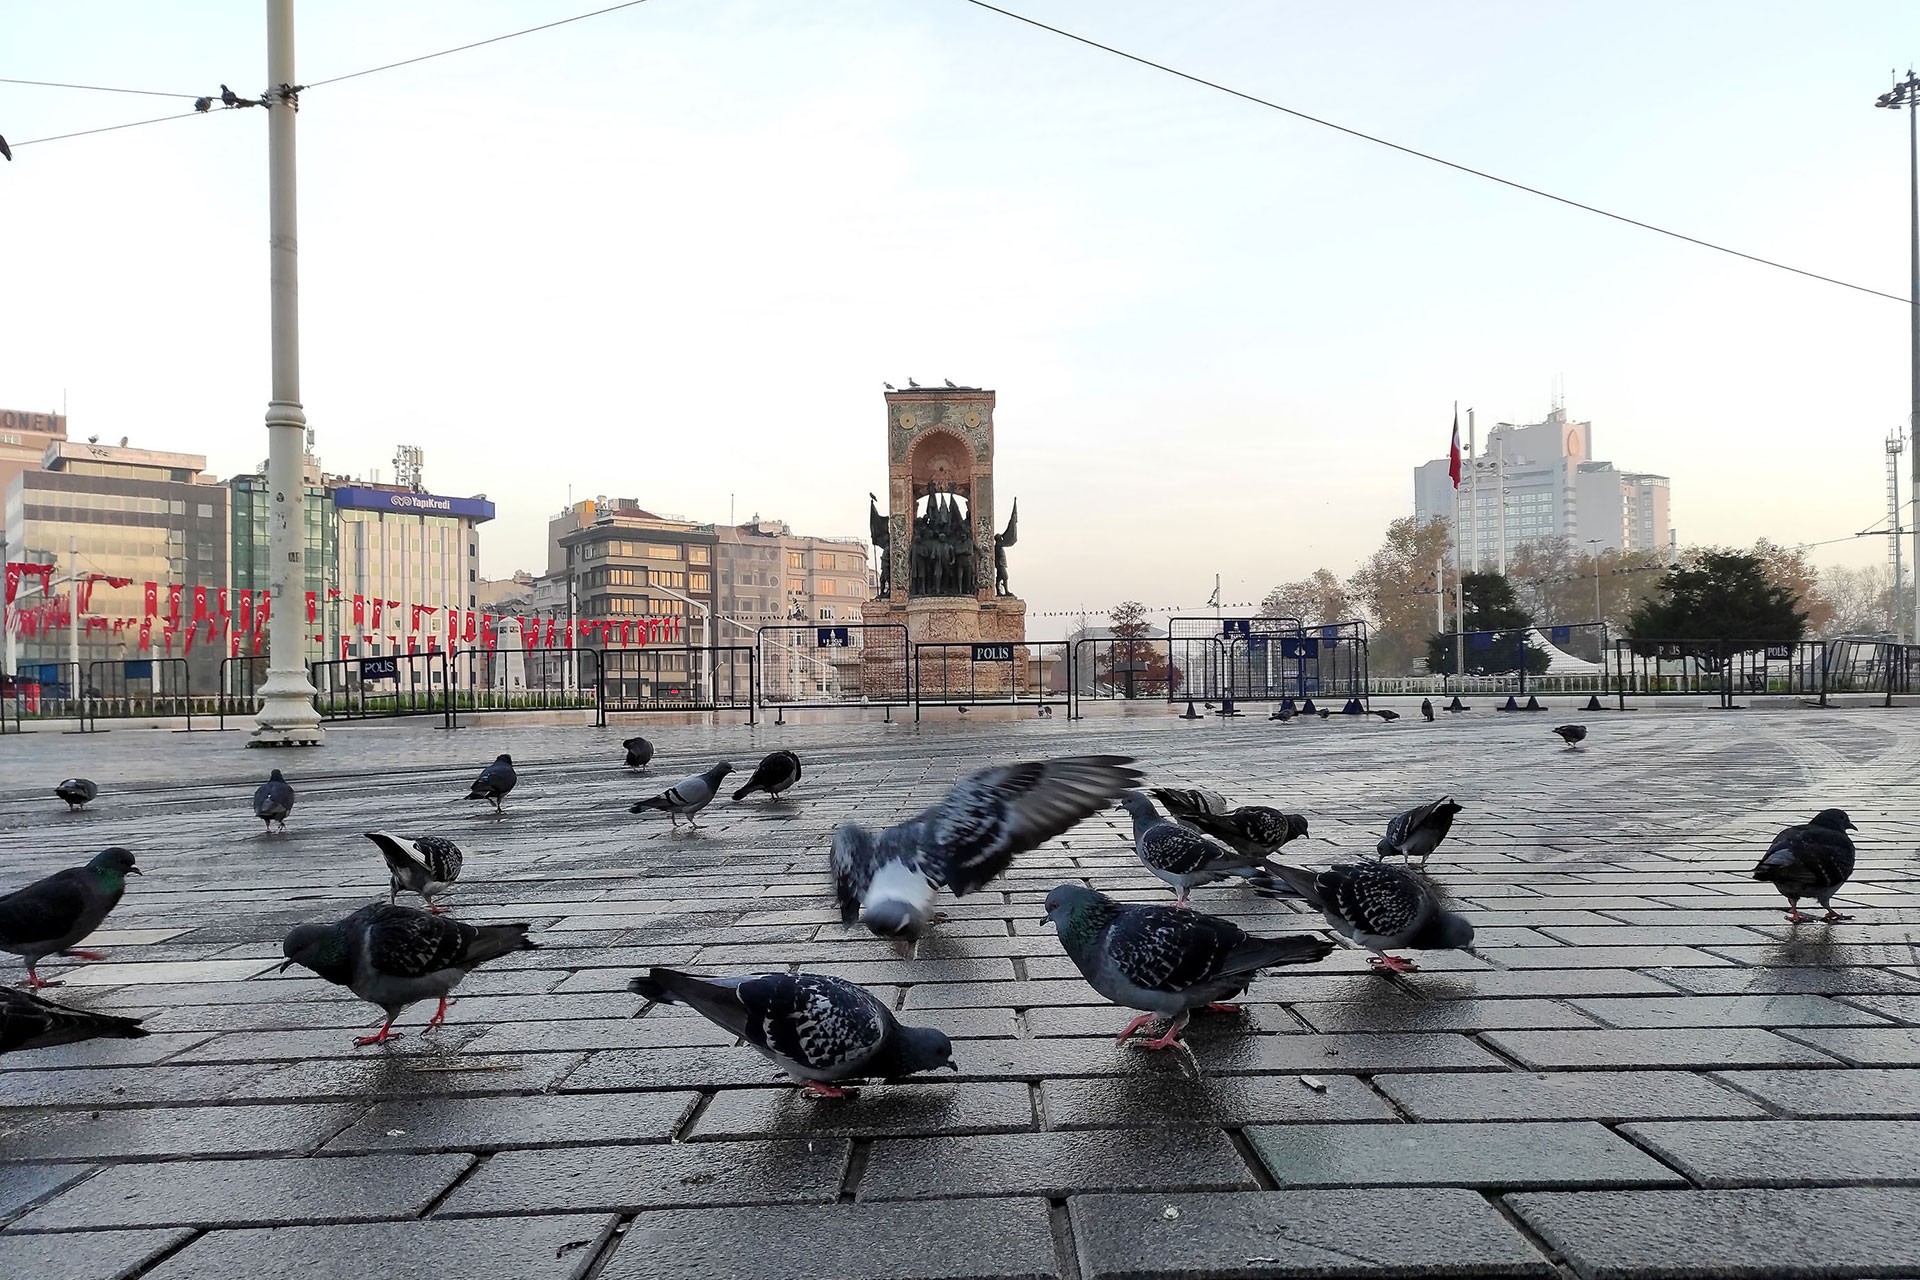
[[0, 847, 140, 988], [219, 83, 258, 107], [54, 778, 97, 811], [622, 736, 654, 770], [1421, 698, 1435, 722], [630, 762, 733, 828], [1043, 884, 1333, 1050], [733, 750, 802, 801], [1752, 808, 1856, 924], [193, 96, 212, 113], [464, 754, 516, 813], [365, 832, 464, 913], [279, 903, 536, 1045], [1, 986, 146, 1055], [833, 755, 1141, 957], [1376, 796, 1462, 866], [253, 769, 295, 833], [1264, 860, 1473, 973], [1553, 724, 1587, 750], [629, 968, 956, 1098]]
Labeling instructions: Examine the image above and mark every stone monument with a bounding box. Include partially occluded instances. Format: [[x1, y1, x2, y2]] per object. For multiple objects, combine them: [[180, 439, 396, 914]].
[[864, 385, 1028, 693]]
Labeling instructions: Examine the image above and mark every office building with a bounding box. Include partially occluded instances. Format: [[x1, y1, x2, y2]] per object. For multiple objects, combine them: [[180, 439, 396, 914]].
[[229, 456, 337, 667], [556, 500, 717, 699], [1413, 405, 1672, 564], [333, 478, 494, 657], [0, 408, 66, 502]]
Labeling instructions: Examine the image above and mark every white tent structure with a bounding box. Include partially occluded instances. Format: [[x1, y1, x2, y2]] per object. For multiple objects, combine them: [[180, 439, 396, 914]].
[[1524, 628, 1604, 676]]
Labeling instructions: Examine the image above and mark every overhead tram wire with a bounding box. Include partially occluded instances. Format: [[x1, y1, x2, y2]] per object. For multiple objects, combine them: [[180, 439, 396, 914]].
[[9, 108, 212, 151], [961, 0, 1912, 307], [0, 77, 200, 99]]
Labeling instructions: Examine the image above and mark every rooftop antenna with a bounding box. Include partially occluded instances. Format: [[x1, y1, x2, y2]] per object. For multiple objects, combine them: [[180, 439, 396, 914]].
[[393, 444, 424, 492]]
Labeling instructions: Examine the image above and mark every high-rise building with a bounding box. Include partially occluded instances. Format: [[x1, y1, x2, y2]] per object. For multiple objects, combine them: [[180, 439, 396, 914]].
[[714, 517, 870, 699], [4, 439, 229, 688], [1413, 405, 1672, 564], [229, 457, 337, 666], [556, 500, 718, 701], [331, 480, 495, 657], [0, 408, 66, 502]]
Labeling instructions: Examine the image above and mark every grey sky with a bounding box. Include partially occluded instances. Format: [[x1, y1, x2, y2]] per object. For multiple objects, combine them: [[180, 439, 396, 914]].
[[4, 1, 1917, 630]]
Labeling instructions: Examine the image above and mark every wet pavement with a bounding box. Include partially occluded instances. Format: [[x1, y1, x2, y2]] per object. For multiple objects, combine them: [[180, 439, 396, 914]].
[[0, 707, 1916, 1279]]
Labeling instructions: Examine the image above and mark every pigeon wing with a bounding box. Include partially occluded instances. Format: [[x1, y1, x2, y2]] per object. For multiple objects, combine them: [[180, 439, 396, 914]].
[[360, 905, 471, 978], [920, 755, 1140, 895], [1319, 861, 1432, 938], [1103, 907, 1242, 994], [0, 871, 89, 949], [0, 987, 146, 1054], [830, 824, 920, 924], [1147, 786, 1232, 820], [414, 835, 464, 883], [743, 973, 888, 1075]]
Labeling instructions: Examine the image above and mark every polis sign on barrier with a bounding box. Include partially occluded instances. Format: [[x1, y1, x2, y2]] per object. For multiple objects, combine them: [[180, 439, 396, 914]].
[[361, 655, 400, 680], [971, 643, 1015, 662]]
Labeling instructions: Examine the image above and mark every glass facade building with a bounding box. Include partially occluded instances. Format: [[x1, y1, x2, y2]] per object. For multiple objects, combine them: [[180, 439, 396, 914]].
[[229, 468, 338, 666]]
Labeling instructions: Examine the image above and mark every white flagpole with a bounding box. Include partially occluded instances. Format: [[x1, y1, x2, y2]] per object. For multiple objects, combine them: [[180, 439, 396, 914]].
[[1452, 404, 1464, 677]]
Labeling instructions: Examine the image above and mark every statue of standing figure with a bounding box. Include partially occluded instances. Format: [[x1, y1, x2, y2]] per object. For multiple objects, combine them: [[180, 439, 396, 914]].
[[907, 482, 978, 597], [868, 492, 890, 592]]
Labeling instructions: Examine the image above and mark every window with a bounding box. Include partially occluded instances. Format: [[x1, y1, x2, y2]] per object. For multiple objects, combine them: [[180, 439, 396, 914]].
[[688, 546, 710, 565], [646, 544, 679, 560], [817, 579, 836, 595], [817, 553, 835, 571], [788, 578, 804, 595], [689, 572, 710, 593], [787, 551, 804, 570], [819, 606, 835, 621]]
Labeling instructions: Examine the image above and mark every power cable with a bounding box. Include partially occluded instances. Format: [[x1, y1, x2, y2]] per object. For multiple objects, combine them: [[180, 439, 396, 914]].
[[0, 76, 199, 99], [305, 0, 655, 88], [961, 0, 1911, 306], [7, 108, 210, 150]]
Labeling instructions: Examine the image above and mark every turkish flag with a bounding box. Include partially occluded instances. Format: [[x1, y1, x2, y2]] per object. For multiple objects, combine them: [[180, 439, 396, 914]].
[[353, 594, 366, 627], [371, 598, 384, 629], [144, 582, 158, 616], [1448, 407, 1463, 490], [238, 590, 254, 632], [192, 586, 208, 619], [464, 611, 477, 642], [167, 583, 183, 620], [216, 587, 230, 621], [305, 591, 317, 624]]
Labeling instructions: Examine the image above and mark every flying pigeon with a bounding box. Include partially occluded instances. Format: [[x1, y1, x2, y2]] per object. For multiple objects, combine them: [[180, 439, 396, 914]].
[[0, 847, 140, 987], [1553, 724, 1587, 750], [0, 135, 11, 162], [253, 769, 295, 833], [1, 986, 146, 1055], [465, 754, 517, 813], [833, 755, 1141, 957], [631, 762, 733, 827], [629, 968, 956, 1098], [1753, 808, 1857, 924], [734, 750, 801, 801], [1264, 860, 1474, 973], [622, 736, 654, 770], [279, 903, 536, 1045], [1043, 884, 1333, 1049], [365, 832, 464, 913], [1376, 796, 1462, 865], [1421, 698, 1435, 722], [1369, 708, 1400, 723], [54, 779, 97, 811], [1147, 787, 1308, 861]]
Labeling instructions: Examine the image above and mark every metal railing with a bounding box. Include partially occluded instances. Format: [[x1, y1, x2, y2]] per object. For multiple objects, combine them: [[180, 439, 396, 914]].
[[217, 655, 271, 729], [82, 657, 193, 732], [1610, 639, 1828, 708], [912, 641, 1068, 718], [308, 650, 452, 725], [756, 623, 910, 721]]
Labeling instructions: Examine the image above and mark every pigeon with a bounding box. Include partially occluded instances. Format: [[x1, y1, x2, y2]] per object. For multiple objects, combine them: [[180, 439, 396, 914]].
[[622, 736, 654, 770], [630, 762, 734, 828], [54, 779, 97, 811], [1369, 708, 1400, 723], [366, 832, 464, 913], [0, 847, 141, 987], [1120, 791, 1257, 906], [279, 903, 536, 1045], [1753, 809, 1857, 924], [1270, 706, 1294, 722], [1043, 884, 1333, 1049], [194, 96, 212, 113], [1, 986, 146, 1055], [883, 383, 896, 391], [1146, 787, 1308, 862], [1553, 724, 1587, 750], [734, 750, 802, 801], [1264, 860, 1474, 973], [219, 83, 257, 107], [253, 769, 295, 833], [629, 968, 956, 1098], [465, 754, 517, 813], [833, 755, 1141, 957], [1315, 708, 1333, 719], [944, 378, 958, 388], [907, 377, 920, 388], [1376, 796, 1462, 865], [1421, 698, 1435, 722], [0, 135, 11, 162]]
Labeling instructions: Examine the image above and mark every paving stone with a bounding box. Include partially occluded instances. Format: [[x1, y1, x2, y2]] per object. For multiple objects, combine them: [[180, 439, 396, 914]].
[[241, 1051, 587, 1100], [1374, 1071, 1766, 1121], [1071, 1188, 1555, 1278], [605, 1199, 1055, 1280], [1831, 993, 1920, 1023], [0, 1163, 92, 1219], [1023, 1002, 1304, 1038], [326, 1091, 698, 1151], [1289, 999, 1596, 1033], [11, 1153, 473, 1231], [860, 1129, 1255, 1201], [0, 1031, 211, 1071], [904, 979, 1110, 1009], [437, 1140, 849, 1215], [1647, 965, 1920, 995], [1566, 995, 1892, 1028], [172, 1026, 488, 1062], [0, 1062, 278, 1109], [0, 1228, 195, 1280], [1509, 1186, 1920, 1278], [690, 1081, 1033, 1140], [1712, 1068, 1920, 1117], [1404, 969, 1681, 999], [60, 958, 282, 986], [465, 1016, 736, 1053], [1245, 1121, 1684, 1190], [1620, 1119, 1920, 1186], [1486, 946, 1732, 969], [145, 1215, 617, 1280], [0, 1102, 362, 1162], [1774, 1025, 1920, 1065], [1041, 1072, 1397, 1129], [1480, 1028, 1839, 1070], [562, 1045, 790, 1091]]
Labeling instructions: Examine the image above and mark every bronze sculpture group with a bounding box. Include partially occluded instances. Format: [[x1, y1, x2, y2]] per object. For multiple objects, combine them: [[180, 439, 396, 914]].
[[869, 491, 1017, 598]]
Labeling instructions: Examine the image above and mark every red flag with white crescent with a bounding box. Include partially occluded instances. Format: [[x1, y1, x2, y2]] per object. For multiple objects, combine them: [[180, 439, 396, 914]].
[[1448, 408, 1462, 490]]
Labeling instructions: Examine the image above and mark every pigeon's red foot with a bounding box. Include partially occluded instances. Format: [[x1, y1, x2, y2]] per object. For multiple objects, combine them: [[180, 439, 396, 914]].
[[61, 949, 107, 962], [423, 997, 457, 1029], [1369, 954, 1420, 973], [427, 903, 446, 915], [1821, 910, 1853, 923], [353, 1023, 402, 1047], [1205, 1002, 1244, 1013], [20, 972, 57, 990], [1138, 1025, 1188, 1051], [1783, 909, 1812, 923], [1115, 1013, 1159, 1044], [800, 1081, 853, 1099]]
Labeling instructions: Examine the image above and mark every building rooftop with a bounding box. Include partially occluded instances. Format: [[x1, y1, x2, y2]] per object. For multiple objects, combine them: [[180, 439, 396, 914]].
[[43, 439, 207, 477]]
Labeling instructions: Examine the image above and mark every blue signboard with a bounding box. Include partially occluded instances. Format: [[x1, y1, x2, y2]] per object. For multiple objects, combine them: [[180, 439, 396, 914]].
[[1764, 644, 1792, 660], [1550, 625, 1572, 645], [122, 660, 153, 680], [37, 663, 63, 684], [1320, 625, 1340, 642], [1280, 638, 1319, 660], [1221, 618, 1251, 638], [1246, 634, 1268, 653], [361, 655, 400, 680], [971, 643, 1015, 663], [330, 486, 497, 522], [816, 627, 850, 648]]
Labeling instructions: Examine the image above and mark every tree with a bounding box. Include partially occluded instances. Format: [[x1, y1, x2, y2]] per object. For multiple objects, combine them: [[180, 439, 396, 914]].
[[1818, 563, 1898, 636], [1505, 537, 1667, 632], [1627, 551, 1807, 644], [1346, 517, 1453, 675], [1748, 538, 1835, 635], [1426, 572, 1548, 675], [1260, 569, 1352, 627], [1097, 599, 1180, 697]]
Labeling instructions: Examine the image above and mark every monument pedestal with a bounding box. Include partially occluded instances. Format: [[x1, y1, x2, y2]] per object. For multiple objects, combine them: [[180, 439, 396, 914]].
[[866, 594, 1033, 700]]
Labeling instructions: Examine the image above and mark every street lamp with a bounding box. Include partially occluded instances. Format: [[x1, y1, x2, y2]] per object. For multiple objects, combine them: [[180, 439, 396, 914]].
[[1875, 68, 1920, 658]]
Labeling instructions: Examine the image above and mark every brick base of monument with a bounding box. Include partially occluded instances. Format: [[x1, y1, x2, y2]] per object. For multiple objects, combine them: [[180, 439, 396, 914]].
[[864, 594, 1033, 700]]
